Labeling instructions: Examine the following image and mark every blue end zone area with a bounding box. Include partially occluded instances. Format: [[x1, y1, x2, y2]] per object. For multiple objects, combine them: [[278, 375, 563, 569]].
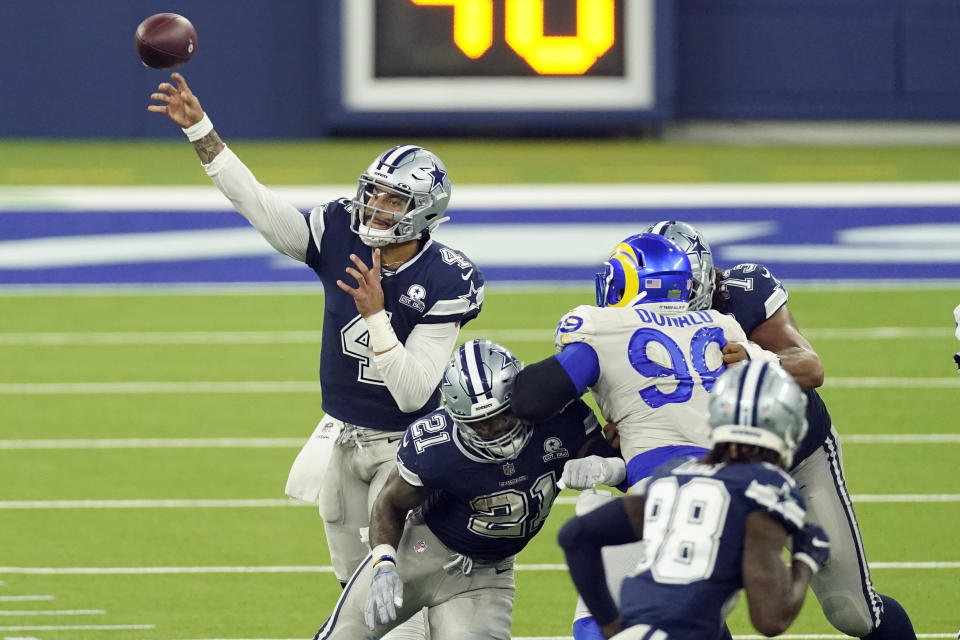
[[2, 204, 959, 285]]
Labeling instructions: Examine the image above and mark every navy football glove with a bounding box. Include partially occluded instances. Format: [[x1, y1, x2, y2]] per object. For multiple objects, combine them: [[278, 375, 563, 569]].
[[793, 523, 830, 573]]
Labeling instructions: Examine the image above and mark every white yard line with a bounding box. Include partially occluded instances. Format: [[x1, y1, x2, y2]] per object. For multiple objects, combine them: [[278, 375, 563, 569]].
[[6, 183, 960, 211], [0, 381, 319, 394], [0, 610, 103, 616], [0, 563, 956, 575], [1, 434, 956, 450], [0, 499, 302, 509], [0, 438, 306, 449], [0, 378, 956, 395], [826, 377, 960, 388], [0, 494, 955, 510], [0, 625, 153, 631], [0, 327, 949, 345], [0, 596, 53, 602]]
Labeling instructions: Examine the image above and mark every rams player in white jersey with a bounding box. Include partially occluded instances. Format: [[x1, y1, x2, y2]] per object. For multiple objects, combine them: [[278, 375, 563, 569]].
[[512, 233, 778, 640]]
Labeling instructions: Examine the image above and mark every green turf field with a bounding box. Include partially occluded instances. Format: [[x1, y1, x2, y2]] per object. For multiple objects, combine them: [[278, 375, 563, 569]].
[[1, 287, 958, 639], [4, 140, 960, 185]]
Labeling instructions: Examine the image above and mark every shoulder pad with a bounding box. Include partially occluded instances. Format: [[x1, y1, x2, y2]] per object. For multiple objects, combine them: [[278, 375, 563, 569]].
[[554, 305, 597, 351]]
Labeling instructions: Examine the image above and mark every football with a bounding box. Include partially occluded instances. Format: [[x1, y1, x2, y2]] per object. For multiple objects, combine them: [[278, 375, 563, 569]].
[[134, 13, 197, 70]]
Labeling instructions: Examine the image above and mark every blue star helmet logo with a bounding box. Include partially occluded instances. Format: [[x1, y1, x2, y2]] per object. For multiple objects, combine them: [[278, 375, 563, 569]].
[[678, 231, 710, 264], [425, 162, 447, 194]]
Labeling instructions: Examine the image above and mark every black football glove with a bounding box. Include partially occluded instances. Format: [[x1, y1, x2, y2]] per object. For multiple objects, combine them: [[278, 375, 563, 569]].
[[793, 523, 830, 573], [954, 352, 960, 374]]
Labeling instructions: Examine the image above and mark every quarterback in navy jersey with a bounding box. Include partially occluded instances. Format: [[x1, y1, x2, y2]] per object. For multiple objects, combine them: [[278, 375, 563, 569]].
[[646, 221, 916, 640], [306, 196, 483, 430], [313, 340, 616, 640], [149, 74, 484, 639], [560, 361, 830, 639]]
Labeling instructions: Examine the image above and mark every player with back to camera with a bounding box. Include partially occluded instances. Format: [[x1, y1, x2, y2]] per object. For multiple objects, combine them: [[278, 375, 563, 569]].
[[510, 232, 775, 639], [312, 339, 618, 639], [558, 359, 831, 639], [148, 73, 485, 640]]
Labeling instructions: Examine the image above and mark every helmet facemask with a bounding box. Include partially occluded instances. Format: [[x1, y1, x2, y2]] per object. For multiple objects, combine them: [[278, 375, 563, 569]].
[[351, 179, 416, 248], [456, 412, 533, 462]]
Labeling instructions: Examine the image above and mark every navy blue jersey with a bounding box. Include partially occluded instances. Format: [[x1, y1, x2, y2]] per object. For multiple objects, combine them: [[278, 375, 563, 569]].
[[619, 456, 806, 637], [712, 263, 831, 467], [397, 401, 600, 561], [303, 199, 484, 430]]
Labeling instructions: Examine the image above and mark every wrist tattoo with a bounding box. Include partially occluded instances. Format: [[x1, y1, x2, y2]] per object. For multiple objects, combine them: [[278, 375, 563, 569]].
[[193, 130, 225, 164]]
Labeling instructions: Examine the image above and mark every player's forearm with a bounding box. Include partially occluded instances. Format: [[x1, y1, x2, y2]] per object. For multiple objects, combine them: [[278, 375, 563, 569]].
[[745, 560, 811, 636], [202, 145, 310, 262], [372, 322, 458, 413], [774, 347, 824, 389], [192, 129, 225, 164], [369, 500, 408, 550]]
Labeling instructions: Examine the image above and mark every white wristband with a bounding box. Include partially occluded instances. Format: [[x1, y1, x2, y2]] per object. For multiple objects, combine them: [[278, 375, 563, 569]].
[[371, 543, 397, 567], [741, 341, 781, 364], [182, 113, 214, 142], [793, 552, 820, 574], [365, 310, 400, 353]]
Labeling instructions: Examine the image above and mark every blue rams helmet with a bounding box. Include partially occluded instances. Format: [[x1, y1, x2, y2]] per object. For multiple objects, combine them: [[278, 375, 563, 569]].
[[708, 360, 809, 467], [441, 339, 532, 462], [595, 233, 693, 308], [351, 144, 451, 248]]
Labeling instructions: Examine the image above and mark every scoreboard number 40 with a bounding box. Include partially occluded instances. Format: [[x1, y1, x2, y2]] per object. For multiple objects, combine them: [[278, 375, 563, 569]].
[[410, 0, 617, 74]]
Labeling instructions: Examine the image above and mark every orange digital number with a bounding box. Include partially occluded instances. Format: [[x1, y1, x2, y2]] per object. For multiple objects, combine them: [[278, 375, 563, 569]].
[[409, 0, 616, 74], [410, 0, 495, 59]]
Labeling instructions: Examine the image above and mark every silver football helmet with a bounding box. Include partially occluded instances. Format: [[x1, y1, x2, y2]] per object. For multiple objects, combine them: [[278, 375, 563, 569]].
[[441, 339, 532, 462], [647, 220, 715, 310], [351, 145, 451, 248], [708, 360, 809, 467]]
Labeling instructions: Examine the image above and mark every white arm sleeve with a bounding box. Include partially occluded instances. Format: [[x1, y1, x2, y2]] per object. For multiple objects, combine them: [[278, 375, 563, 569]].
[[372, 321, 460, 413], [203, 146, 311, 262]]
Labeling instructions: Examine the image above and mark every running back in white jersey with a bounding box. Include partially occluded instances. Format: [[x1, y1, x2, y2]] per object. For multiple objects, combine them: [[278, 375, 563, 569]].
[[555, 304, 748, 461]]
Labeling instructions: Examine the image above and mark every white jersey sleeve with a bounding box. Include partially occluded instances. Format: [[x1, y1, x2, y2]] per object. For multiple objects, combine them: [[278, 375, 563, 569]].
[[555, 305, 749, 462], [373, 321, 460, 413], [203, 145, 310, 262]]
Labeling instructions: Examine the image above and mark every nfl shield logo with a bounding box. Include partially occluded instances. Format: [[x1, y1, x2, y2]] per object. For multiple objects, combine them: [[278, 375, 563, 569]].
[[502, 462, 515, 476], [414, 540, 427, 553]]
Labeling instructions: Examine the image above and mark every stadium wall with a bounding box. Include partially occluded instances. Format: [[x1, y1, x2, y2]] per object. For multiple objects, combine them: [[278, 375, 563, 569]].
[[2, 0, 960, 139]]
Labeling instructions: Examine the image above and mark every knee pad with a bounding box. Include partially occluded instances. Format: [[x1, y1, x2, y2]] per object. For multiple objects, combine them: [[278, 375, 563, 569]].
[[819, 593, 875, 637]]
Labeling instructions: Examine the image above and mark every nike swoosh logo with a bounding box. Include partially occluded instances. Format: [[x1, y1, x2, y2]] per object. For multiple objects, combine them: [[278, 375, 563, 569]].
[[812, 538, 830, 548], [461, 268, 474, 280]]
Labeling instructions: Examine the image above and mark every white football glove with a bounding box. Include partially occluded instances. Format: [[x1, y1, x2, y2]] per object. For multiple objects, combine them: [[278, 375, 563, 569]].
[[364, 549, 403, 629], [561, 455, 626, 490]]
